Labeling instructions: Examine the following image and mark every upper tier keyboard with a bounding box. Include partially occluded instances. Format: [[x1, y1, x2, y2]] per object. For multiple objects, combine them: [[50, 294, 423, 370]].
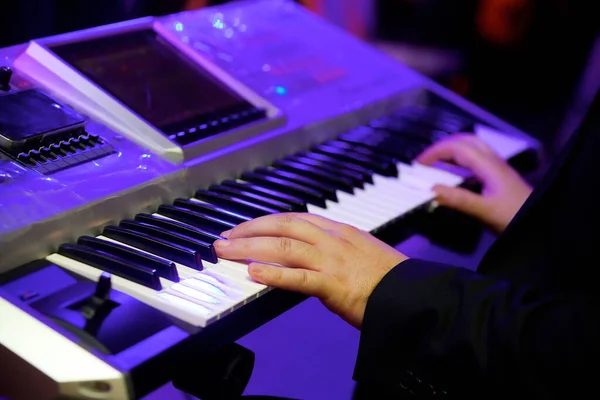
[[36, 104, 472, 327]]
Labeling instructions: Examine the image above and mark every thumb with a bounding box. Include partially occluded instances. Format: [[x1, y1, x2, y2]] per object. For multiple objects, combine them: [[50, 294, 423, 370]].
[[433, 185, 489, 221]]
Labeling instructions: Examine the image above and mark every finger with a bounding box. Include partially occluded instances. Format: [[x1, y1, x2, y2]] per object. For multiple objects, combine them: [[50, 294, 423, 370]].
[[248, 262, 330, 298], [292, 212, 345, 231], [221, 213, 331, 245], [293, 214, 371, 245], [459, 135, 498, 156], [416, 135, 485, 165], [433, 185, 490, 221], [434, 134, 497, 155], [416, 137, 501, 183], [214, 236, 323, 270]]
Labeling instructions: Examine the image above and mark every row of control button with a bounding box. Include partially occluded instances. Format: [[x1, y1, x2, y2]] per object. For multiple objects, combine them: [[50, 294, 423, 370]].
[[14, 133, 115, 174], [167, 107, 266, 146]]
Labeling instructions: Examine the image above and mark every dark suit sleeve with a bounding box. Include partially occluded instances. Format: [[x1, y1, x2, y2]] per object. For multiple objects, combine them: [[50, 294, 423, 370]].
[[353, 258, 599, 398]]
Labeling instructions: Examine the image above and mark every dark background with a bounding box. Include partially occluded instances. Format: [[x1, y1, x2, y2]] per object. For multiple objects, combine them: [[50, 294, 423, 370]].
[[0, 0, 597, 155]]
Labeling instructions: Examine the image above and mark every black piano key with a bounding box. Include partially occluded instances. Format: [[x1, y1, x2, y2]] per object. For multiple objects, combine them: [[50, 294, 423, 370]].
[[311, 143, 378, 165], [241, 172, 326, 208], [157, 205, 236, 235], [394, 106, 466, 132], [58, 243, 162, 290], [255, 167, 338, 202], [285, 155, 365, 188], [209, 185, 295, 212], [221, 180, 308, 212], [77, 236, 179, 282], [119, 220, 216, 266], [324, 140, 399, 165], [369, 115, 430, 140], [173, 198, 251, 225], [194, 190, 279, 218], [135, 213, 223, 244], [296, 151, 374, 184], [312, 144, 398, 177], [102, 225, 203, 270], [370, 116, 448, 143], [392, 107, 466, 131], [272, 159, 355, 193], [426, 111, 475, 132], [338, 128, 425, 162]]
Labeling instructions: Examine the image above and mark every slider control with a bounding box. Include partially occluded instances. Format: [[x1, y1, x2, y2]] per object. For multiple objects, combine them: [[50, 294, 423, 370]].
[[0, 66, 12, 91], [81, 272, 115, 335]]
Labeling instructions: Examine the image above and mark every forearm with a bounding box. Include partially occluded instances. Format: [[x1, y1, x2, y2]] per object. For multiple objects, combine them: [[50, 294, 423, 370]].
[[353, 259, 599, 398]]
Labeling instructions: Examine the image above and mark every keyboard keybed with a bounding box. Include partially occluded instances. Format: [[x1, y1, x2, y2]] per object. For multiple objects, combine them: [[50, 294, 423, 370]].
[[42, 105, 468, 327]]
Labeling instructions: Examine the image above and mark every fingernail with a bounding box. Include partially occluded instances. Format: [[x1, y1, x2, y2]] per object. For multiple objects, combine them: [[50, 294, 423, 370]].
[[431, 186, 449, 205], [214, 239, 230, 248], [432, 185, 445, 194], [249, 264, 264, 276], [221, 230, 232, 238]]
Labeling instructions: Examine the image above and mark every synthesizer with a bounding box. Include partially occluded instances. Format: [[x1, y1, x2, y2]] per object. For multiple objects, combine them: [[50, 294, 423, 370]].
[[0, 0, 539, 399]]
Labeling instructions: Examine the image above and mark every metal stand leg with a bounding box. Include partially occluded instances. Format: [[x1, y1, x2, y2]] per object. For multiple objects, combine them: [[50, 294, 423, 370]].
[[172, 343, 255, 400]]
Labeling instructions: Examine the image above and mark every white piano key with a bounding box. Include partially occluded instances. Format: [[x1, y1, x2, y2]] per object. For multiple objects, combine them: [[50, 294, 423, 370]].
[[164, 283, 238, 318], [97, 235, 198, 279], [367, 178, 433, 208], [303, 167, 442, 231], [39, 156, 463, 329], [372, 175, 433, 201], [58, 161, 460, 327], [345, 184, 422, 213], [328, 196, 392, 226], [336, 200, 398, 229], [308, 202, 376, 231], [327, 196, 392, 229], [194, 269, 266, 300], [343, 188, 397, 212], [46, 253, 220, 326], [474, 124, 530, 160], [326, 202, 391, 232], [107, 215, 268, 291], [307, 207, 374, 231], [168, 283, 225, 306], [187, 197, 252, 221], [181, 276, 244, 300], [337, 191, 398, 217], [98, 233, 267, 296], [403, 162, 464, 187], [97, 227, 264, 292], [48, 232, 270, 327], [209, 259, 271, 292], [157, 293, 212, 316], [327, 162, 463, 229]]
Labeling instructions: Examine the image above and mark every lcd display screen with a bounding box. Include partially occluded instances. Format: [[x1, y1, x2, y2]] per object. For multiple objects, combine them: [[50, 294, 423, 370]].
[[0, 89, 85, 141], [51, 29, 251, 133]]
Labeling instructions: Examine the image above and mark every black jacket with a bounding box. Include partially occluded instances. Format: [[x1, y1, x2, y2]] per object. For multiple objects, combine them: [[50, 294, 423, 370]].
[[354, 90, 600, 398]]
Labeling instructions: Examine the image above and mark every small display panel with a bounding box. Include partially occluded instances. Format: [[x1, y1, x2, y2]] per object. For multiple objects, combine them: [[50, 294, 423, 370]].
[[0, 89, 85, 143], [50, 29, 255, 135]]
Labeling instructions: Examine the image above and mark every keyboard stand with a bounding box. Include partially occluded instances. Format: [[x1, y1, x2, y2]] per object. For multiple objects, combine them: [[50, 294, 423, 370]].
[[172, 342, 256, 400]]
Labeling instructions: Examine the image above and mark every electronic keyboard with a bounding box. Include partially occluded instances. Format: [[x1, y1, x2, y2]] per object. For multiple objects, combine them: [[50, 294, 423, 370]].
[[0, 1, 540, 398], [43, 107, 469, 329]]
